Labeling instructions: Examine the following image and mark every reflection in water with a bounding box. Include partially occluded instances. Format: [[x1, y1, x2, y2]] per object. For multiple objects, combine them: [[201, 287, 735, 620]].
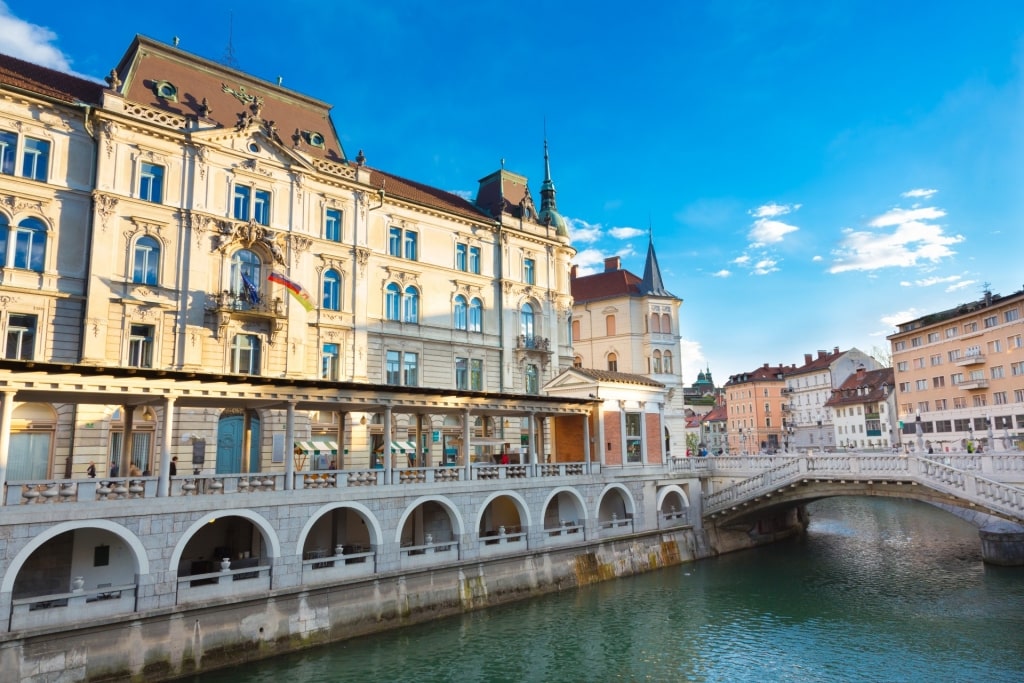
[[192, 498, 1024, 683]]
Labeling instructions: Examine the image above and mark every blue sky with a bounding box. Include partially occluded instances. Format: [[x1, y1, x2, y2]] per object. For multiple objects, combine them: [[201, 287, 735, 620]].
[[4, 1, 1023, 385]]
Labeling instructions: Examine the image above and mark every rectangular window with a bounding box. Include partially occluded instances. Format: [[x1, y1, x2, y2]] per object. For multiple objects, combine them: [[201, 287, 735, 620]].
[[1015, 389, 1024, 403], [913, 357, 925, 369], [525, 364, 539, 394], [915, 379, 927, 390], [470, 359, 483, 391], [969, 369, 984, 381], [0, 130, 16, 175], [930, 354, 942, 366], [233, 185, 251, 220], [950, 373, 963, 385], [896, 361, 908, 372], [972, 395, 987, 408], [455, 243, 467, 271], [1012, 361, 1024, 376], [128, 323, 154, 368], [927, 332, 940, 343], [964, 322, 978, 333], [1005, 308, 1020, 323], [403, 352, 419, 386], [469, 246, 481, 274], [991, 365, 1005, 379], [524, 258, 535, 285], [948, 349, 961, 362], [139, 162, 164, 203], [5, 313, 36, 360], [403, 231, 418, 260], [932, 376, 945, 388], [953, 397, 966, 409], [253, 189, 271, 225], [625, 413, 643, 463], [935, 399, 947, 411], [231, 334, 260, 375], [984, 315, 998, 328], [7, 431, 51, 480], [21, 137, 50, 181], [1009, 335, 1023, 349], [917, 401, 929, 413], [988, 340, 1002, 354], [388, 227, 402, 256], [945, 326, 957, 338], [322, 343, 340, 380], [899, 382, 911, 392], [894, 341, 906, 351], [911, 337, 922, 347], [325, 209, 342, 242], [455, 356, 468, 390], [994, 391, 1008, 405], [385, 350, 400, 385]]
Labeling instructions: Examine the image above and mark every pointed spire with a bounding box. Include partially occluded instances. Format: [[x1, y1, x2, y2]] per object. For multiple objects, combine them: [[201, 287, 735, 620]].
[[537, 127, 568, 238], [639, 232, 673, 297]]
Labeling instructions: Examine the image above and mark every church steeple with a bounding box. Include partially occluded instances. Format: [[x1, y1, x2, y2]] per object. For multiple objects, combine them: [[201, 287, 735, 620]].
[[537, 135, 568, 238], [639, 232, 673, 297]]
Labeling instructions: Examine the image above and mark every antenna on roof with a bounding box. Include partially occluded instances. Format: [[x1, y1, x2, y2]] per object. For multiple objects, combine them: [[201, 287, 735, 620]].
[[221, 12, 240, 69]]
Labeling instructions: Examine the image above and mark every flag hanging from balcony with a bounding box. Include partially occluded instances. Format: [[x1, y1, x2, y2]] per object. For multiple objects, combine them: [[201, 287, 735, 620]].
[[240, 273, 261, 305], [268, 271, 314, 311]]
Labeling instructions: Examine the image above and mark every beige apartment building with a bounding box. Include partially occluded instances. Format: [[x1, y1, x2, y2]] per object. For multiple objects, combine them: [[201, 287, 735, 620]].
[[889, 287, 1024, 452]]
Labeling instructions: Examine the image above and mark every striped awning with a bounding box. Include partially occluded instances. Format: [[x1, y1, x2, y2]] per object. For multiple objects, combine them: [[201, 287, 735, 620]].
[[294, 440, 338, 454], [387, 440, 419, 453]]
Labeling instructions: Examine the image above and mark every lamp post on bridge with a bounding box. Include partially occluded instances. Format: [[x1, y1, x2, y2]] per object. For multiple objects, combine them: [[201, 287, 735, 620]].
[[986, 414, 994, 453], [784, 424, 794, 454], [816, 420, 823, 454], [915, 411, 923, 454], [739, 428, 747, 456]]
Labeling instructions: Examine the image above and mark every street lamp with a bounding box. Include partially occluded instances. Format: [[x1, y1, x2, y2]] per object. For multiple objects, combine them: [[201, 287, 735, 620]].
[[739, 428, 747, 456], [915, 411, 923, 454], [986, 414, 994, 453], [816, 420, 823, 454]]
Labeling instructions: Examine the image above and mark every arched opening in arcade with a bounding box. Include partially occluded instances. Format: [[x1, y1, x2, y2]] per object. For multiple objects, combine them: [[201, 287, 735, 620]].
[[656, 486, 690, 528], [478, 493, 528, 555], [398, 499, 459, 567], [175, 514, 271, 602], [597, 486, 635, 534], [542, 489, 586, 542], [7, 525, 142, 629], [301, 505, 377, 582]]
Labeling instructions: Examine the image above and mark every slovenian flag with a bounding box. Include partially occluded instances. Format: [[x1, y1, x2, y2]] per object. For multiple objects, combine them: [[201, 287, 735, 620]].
[[268, 271, 314, 311]]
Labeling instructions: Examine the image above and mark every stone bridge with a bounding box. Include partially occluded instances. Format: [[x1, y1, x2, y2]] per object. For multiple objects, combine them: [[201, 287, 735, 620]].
[[672, 453, 1024, 528]]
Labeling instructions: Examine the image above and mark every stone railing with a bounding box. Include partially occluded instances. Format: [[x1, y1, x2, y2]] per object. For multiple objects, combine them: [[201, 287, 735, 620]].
[[10, 582, 137, 631]]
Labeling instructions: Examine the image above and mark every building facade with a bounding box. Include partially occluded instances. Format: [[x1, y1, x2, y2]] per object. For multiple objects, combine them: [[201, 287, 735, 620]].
[[889, 287, 1024, 452], [723, 364, 790, 454], [824, 367, 898, 451], [569, 241, 686, 456], [783, 347, 879, 452], [0, 36, 586, 484]]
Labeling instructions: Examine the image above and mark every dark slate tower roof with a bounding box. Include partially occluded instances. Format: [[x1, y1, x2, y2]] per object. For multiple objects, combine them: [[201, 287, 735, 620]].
[[537, 138, 568, 238], [639, 234, 674, 297]]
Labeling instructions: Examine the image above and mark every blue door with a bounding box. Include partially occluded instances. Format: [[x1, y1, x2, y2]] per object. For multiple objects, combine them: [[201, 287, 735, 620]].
[[216, 415, 261, 473]]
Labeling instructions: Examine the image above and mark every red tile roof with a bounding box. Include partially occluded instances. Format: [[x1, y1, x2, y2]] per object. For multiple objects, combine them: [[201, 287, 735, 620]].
[[571, 269, 642, 302], [824, 368, 895, 407], [367, 167, 490, 223], [0, 52, 103, 105]]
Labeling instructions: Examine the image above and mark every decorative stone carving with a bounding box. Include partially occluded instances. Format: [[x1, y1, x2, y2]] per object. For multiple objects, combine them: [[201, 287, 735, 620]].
[[1, 194, 44, 216], [355, 247, 370, 268], [105, 70, 122, 91], [93, 193, 118, 232]]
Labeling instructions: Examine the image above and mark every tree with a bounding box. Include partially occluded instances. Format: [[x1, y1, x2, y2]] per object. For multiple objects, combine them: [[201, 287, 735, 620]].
[[686, 432, 700, 456]]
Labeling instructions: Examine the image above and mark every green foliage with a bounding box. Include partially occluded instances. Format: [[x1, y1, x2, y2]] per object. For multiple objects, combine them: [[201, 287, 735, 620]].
[[686, 432, 700, 455]]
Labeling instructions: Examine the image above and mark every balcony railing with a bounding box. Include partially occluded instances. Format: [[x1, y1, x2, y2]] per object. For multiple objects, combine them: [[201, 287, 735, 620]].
[[516, 335, 551, 351], [957, 379, 989, 390], [956, 353, 986, 366]]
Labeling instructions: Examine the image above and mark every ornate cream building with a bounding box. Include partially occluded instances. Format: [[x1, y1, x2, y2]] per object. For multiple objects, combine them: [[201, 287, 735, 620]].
[[0, 35, 588, 483]]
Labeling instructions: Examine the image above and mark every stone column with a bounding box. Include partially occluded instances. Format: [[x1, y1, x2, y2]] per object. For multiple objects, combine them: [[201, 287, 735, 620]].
[[639, 401, 648, 465], [619, 401, 628, 465], [284, 401, 296, 490], [383, 406, 392, 485], [463, 408, 472, 480], [583, 412, 591, 470], [0, 389, 16, 494], [157, 396, 176, 497]]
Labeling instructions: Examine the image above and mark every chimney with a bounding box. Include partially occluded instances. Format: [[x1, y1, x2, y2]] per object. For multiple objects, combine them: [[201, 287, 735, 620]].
[[856, 365, 865, 377], [570, 264, 578, 279], [604, 256, 621, 272], [817, 350, 826, 359], [804, 353, 812, 364], [834, 346, 839, 354]]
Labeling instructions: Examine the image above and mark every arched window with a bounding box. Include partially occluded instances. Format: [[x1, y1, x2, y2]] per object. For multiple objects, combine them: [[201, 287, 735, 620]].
[[13, 217, 46, 272], [573, 355, 583, 368], [571, 319, 581, 342], [468, 297, 483, 332], [605, 314, 616, 336], [453, 295, 468, 330], [0, 214, 8, 267], [403, 286, 419, 323], [661, 313, 671, 334], [385, 283, 401, 321], [653, 350, 662, 373], [663, 350, 673, 374], [323, 269, 341, 311], [521, 302, 535, 341], [230, 249, 262, 307], [607, 352, 618, 372], [132, 235, 160, 285], [650, 313, 660, 334]]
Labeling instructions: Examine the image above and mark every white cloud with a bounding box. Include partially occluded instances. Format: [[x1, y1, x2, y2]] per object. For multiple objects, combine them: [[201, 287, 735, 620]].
[[901, 188, 938, 199], [750, 202, 800, 218], [829, 200, 963, 274], [570, 248, 606, 275], [945, 279, 975, 292], [609, 226, 645, 240], [748, 218, 798, 246], [566, 217, 603, 245], [712, 269, 731, 278], [677, 338, 706, 384], [752, 258, 778, 275], [732, 254, 750, 265], [880, 309, 920, 328], [899, 275, 962, 288], [0, 2, 75, 73], [812, 255, 822, 262]]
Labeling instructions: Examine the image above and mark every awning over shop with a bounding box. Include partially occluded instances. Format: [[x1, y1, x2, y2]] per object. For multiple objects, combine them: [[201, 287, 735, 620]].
[[294, 441, 338, 454], [377, 440, 419, 453]]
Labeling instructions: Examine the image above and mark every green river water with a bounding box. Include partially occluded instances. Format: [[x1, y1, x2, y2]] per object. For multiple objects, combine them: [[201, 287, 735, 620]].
[[191, 497, 1024, 682]]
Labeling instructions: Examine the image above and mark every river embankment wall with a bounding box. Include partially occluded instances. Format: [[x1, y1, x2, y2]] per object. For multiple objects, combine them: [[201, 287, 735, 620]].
[[1, 520, 792, 683]]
